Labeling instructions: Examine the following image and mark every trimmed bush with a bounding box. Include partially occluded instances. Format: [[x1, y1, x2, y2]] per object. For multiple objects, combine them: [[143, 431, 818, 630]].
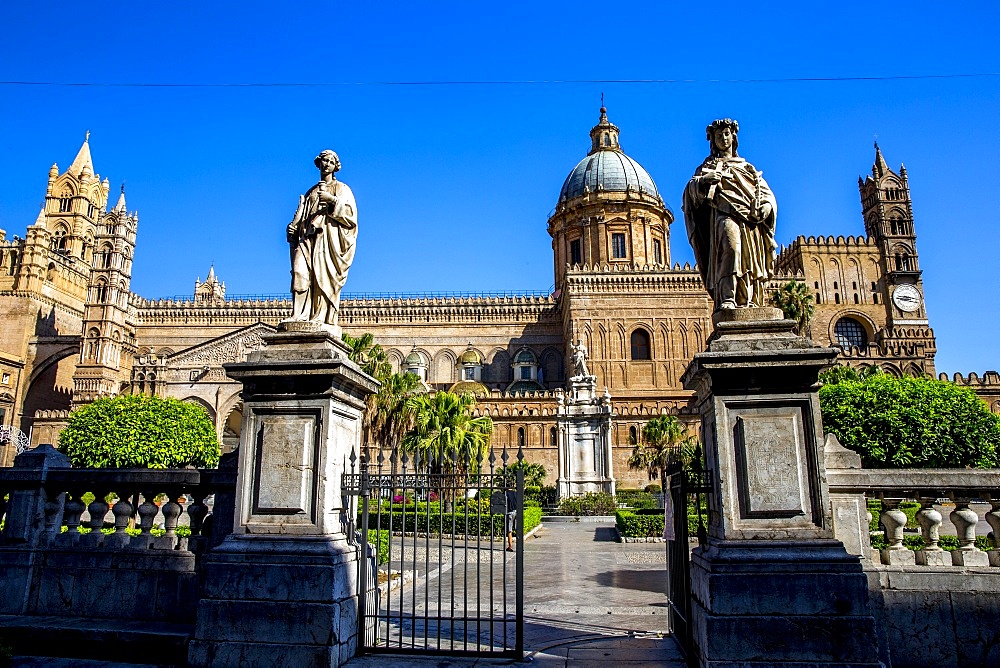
[[644, 484, 662, 494], [59, 394, 220, 469], [870, 533, 992, 552], [616, 490, 658, 510], [368, 529, 390, 565], [820, 374, 1000, 468], [556, 492, 617, 516], [616, 509, 664, 538], [363, 506, 542, 538]]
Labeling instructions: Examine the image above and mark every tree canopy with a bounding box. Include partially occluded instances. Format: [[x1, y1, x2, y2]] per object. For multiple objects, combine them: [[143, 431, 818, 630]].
[[402, 391, 493, 475], [627, 414, 698, 483], [59, 394, 220, 468], [769, 280, 815, 336], [819, 371, 1000, 468]]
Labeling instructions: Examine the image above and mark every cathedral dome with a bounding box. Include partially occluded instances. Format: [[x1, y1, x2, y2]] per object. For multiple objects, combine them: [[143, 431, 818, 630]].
[[558, 107, 660, 202]]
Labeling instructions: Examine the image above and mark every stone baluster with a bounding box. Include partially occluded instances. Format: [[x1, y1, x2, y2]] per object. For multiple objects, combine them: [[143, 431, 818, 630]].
[[186, 492, 210, 553], [41, 491, 66, 547], [879, 497, 915, 565], [130, 490, 158, 550], [57, 490, 87, 547], [915, 499, 949, 566], [105, 489, 134, 550], [153, 491, 182, 550], [80, 489, 109, 548], [986, 501, 1000, 567], [950, 499, 989, 566]]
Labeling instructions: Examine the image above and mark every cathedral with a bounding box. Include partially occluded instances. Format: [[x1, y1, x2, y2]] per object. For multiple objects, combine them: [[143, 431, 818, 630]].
[[2, 108, 995, 481]]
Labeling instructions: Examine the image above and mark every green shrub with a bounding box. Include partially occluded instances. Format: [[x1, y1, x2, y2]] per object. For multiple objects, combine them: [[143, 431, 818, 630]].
[[867, 500, 934, 531], [368, 529, 390, 565], [616, 509, 665, 538], [870, 533, 993, 552], [363, 506, 542, 538], [59, 394, 220, 469], [616, 490, 658, 510], [644, 484, 662, 494], [556, 492, 617, 516], [820, 374, 1000, 468]]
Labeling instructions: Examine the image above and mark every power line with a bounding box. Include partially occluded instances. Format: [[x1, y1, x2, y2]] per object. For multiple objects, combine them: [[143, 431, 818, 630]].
[[1, 73, 999, 88]]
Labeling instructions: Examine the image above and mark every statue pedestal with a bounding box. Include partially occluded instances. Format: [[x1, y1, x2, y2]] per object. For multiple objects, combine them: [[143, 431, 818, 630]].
[[681, 314, 880, 666], [556, 376, 614, 498], [189, 324, 379, 667]]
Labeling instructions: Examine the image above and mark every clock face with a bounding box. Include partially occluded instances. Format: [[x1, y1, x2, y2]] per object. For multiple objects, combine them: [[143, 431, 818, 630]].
[[892, 284, 922, 313]]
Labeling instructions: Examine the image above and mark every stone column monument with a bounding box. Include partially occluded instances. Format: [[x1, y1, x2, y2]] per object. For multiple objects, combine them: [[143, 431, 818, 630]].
[[555, 340, 614, 498], [680, 121, 880, 666], [189, 152, 378, 667]]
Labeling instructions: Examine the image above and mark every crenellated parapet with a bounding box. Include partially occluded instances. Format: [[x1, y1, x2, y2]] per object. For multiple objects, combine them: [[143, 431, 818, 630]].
[[563, 264, 706, 294], [942, 370, 1000, 387]]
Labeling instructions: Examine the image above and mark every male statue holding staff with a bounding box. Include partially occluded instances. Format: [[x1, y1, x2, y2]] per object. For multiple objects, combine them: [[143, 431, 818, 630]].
[[286, 149, 358, 330], [683, 119, 777, 311]]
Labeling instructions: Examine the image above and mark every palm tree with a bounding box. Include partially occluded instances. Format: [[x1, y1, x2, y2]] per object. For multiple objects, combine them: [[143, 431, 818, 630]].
[[342, 332, 424, 452], [369, 371, 423, 450], [627, 414, 698, 486], [342, 332, 391, 380], [402, 391, 493, 510], [769, 280, 815, 336]]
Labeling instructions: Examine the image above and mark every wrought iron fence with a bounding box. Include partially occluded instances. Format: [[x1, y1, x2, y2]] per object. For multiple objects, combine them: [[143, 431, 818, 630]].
[[343, 443, 524, 658]]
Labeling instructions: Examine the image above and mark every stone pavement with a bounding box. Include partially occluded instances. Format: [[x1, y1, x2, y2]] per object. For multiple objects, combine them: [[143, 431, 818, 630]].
[[345, 520, 686, 667]]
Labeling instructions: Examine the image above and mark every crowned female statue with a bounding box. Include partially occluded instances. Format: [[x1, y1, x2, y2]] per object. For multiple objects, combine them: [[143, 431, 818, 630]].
[[682, 119, 777, 311]]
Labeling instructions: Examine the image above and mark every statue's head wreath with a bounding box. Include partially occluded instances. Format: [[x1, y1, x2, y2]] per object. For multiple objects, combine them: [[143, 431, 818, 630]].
[[706, 118, 739, 157], [314, 150, 341, 172]]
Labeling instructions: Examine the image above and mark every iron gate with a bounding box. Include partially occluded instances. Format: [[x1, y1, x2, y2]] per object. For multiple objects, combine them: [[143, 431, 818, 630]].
[[343, 443, 524, 658], [666, 452, 710, 664]]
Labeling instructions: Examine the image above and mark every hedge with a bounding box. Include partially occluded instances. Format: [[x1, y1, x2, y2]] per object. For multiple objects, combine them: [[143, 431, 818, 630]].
[[368, 529, 390, 565], [362, 506, 542, 538], [616, 509, 664, 538], [870, 533, 993, 552], [867, 499, 920, 532]]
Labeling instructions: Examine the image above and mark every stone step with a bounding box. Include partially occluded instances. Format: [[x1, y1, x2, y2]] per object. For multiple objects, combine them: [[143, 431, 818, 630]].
[[0, 615, 191, 667]]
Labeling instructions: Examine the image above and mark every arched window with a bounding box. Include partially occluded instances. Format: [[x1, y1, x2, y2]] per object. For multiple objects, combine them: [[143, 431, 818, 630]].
[[85, 328, 100, 359], [50, 227, 68, 251], [834, 318, 868, 350], [549, 427, 557, 447], [629, 425, 638, 444], [95, 280, 109, 303], [517, 427, 525, 448], [630, 329, 651, 360]]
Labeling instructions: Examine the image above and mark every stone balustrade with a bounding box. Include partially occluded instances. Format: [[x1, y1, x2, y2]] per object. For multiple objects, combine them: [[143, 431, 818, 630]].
[[826, 467, 1000, 567], [0, 451, 235, 554]]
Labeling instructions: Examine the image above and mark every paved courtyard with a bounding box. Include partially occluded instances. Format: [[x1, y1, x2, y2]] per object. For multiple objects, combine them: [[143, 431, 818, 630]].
[[346, 519, 686, 667]]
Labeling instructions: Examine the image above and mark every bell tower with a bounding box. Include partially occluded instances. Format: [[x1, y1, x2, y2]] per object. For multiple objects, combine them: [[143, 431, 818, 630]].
[[71, 186, 138, 406], [859, 143, 928, 327]]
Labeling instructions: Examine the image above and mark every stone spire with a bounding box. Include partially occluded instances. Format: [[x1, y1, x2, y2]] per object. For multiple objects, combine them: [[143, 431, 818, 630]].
[[68, 131, 94, 177], [588, 106, 621, 154], [113, 184, 127, 212], [873, 140, 889, 178]]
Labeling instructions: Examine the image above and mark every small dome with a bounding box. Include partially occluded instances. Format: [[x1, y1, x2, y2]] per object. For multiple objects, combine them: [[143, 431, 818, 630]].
[[458, 347, 482, 365], [514, 348, 536, 364], [404, 349, 423, 366], [449, 380, 489, 397]]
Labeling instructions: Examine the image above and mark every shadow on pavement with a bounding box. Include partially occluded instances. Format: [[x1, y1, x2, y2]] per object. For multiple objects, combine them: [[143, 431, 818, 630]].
[[591, 527, 617, 542], [589, 568, 668, 595]]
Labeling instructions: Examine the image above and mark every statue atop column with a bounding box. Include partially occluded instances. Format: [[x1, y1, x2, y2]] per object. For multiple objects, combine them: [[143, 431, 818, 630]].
[[682, 119, 777, 311], [286, 150, 358, 331], [569, 339, 593, 381]]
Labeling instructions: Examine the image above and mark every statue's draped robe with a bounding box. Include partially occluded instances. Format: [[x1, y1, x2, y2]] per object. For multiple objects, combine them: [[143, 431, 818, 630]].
[[289, 179, 358, 325], [682, 155, 777, 309]]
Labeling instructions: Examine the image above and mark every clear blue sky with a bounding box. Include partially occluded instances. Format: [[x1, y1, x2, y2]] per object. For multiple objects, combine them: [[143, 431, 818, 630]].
[[1, 2, 997, 374]]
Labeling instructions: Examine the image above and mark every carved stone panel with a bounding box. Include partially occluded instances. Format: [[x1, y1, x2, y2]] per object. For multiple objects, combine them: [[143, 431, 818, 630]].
[[253, 415, 317, 517], [732, 408, 809, 519]]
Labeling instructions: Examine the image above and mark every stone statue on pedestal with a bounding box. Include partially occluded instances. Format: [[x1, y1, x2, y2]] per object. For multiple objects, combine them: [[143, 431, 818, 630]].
[[683, 119, 777, 311], [569, 339, 592, 380], [286, 150, 358, 330]]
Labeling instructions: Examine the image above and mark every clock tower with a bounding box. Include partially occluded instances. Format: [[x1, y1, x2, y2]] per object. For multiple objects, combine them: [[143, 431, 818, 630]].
[[859, 143, 929, 328]]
